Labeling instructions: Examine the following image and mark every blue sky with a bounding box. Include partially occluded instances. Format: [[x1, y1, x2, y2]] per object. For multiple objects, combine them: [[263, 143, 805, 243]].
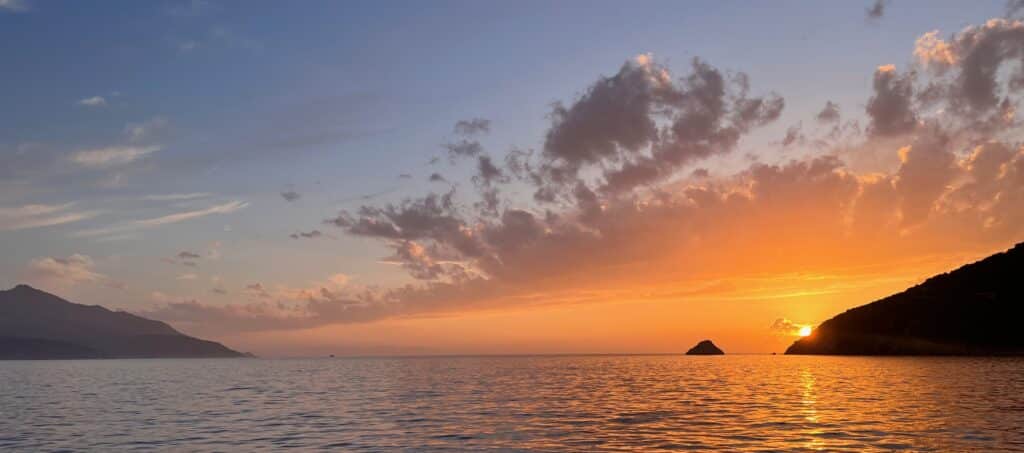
[[1, 0, 1017, 354]]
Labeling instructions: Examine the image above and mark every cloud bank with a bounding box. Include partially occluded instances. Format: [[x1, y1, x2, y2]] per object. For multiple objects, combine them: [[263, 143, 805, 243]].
[[145, 19, 1024, 335]]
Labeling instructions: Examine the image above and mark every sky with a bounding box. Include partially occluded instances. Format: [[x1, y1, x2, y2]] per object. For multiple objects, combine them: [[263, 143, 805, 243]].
[[2, 0, 1023, 356]]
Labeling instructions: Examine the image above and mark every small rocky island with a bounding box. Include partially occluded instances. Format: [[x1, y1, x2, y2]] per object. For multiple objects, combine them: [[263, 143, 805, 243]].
[[686, 340, 724, 355], [787, 242, 1024, 355]]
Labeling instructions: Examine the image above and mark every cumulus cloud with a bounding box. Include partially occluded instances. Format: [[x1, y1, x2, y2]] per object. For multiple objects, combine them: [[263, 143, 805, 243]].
[[144, 22, 1024, 335], [866, 64, 917, 136], [915, 19, 1024, 117], [0, 203, 100, 231], [78, 96, 107, 107]]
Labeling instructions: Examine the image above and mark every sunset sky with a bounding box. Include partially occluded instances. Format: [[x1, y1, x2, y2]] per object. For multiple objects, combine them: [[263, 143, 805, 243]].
[[2, 0, 1023, 356]]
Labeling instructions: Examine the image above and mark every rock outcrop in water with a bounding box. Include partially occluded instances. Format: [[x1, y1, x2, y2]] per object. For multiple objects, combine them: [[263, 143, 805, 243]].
[[787, 242, 1024, 355], [0, 284, 244, 359], [686, 340, 725, 355]]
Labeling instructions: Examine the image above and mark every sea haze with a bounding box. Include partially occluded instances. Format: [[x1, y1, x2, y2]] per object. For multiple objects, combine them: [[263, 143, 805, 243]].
[[2, 355, 1023, 451]]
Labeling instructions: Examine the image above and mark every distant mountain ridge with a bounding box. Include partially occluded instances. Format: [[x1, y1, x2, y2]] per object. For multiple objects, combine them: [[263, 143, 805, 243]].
[[787, 242, 1024, 355], [0, 285, 244, 359]]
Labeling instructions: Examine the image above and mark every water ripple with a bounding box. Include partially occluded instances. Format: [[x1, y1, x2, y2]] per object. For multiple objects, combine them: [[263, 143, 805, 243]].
[[1, 356, 1024, 451]]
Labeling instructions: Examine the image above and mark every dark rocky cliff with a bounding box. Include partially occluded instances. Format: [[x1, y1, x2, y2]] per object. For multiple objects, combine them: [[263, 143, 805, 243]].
[[787, 242, 1024, 355]]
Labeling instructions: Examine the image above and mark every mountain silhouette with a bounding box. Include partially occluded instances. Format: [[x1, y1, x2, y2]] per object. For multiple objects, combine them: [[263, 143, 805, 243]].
[[686, 340, 725, 355], [787, 242, 1024, 355], [0, 284, 244, 359]]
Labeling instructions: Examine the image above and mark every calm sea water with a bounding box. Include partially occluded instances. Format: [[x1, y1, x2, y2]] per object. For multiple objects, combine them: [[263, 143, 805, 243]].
[[2, 355, 1023, 451]]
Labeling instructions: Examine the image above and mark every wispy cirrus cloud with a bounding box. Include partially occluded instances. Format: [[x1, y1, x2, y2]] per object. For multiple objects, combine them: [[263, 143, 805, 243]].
[[73, 200, 249, 238], [69, 145, 162, 168], [141, 192, 211, 202], [77, 96, 107, 107], [0, 203, 100, 232], [0, 0, 29, 13]]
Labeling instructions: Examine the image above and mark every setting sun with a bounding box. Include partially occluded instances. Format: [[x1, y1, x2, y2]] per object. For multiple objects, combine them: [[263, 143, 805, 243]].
[[798, 326, 813, 337]]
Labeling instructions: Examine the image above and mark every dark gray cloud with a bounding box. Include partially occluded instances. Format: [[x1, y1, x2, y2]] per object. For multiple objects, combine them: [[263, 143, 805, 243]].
[[1007, 0, 1024, 18], [816, 101, 841, 123], [866, 65, 917, 136], [443, 139, 484, 160], [280, 190, 301, 202], [289, 229, 324, 239], [454, 118, 491, 136], [537, 57, 784, 196], [866, 0, 886, 20], [177, 251, 201, 259], [781, 124, 803, 147]]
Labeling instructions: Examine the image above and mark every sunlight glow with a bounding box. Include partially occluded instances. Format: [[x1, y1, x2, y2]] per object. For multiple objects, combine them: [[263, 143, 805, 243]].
[[798, 326, 813, 337]]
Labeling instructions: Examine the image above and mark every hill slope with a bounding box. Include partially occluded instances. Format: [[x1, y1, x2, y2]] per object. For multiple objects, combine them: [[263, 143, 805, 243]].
[[787, 242, 1024, 355], [0, 285, 243, 359]]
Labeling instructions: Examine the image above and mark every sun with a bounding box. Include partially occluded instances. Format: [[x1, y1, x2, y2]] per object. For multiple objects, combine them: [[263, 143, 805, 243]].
[[798, 326, 813, 337]]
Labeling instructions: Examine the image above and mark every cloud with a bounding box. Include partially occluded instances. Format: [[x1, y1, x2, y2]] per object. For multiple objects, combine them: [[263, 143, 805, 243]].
[[69, 145, 161, 168], [74, 200, 248, 238], [1009, 0, 1024, 18], [770, 318, 811, 336], [24, 254, 117, 288], [141, 193, 211, 201], [916, 19, 1024, 115], [0, 0, 28, 12], [454, 118, 491, 136], [0, 203, 100, 231], [866, 64, 917, 136], [539, 55, 784, 195], [443, 139, 483, 160], [289, 229, 324, 239], [143, 20, 1024, 335], [124, 116, 170, 144], [866, 0, 886, 20], [816, 101, 841, 123], [177, 251, 201, 259], [77, 96, 107, 107], [177, 273, 198, 281], [280, 190, 301, 202]]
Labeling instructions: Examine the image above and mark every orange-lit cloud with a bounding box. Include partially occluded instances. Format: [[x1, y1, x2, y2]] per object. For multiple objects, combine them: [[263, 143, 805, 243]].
[[145, 20, 1024, 347]]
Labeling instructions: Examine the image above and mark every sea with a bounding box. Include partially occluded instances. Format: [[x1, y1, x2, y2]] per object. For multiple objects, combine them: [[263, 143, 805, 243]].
[[2, 355, 1023, 451]]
